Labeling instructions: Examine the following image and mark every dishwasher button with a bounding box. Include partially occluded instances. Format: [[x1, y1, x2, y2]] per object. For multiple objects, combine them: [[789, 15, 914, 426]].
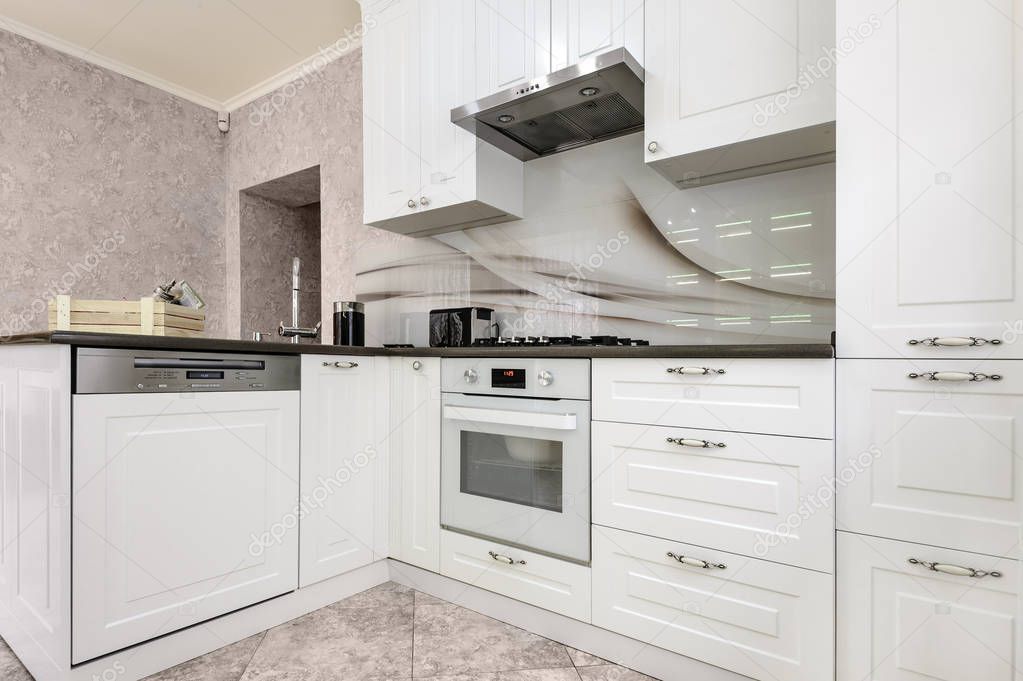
[[249, 383, 264, 388], [137, 383, 145, 390]]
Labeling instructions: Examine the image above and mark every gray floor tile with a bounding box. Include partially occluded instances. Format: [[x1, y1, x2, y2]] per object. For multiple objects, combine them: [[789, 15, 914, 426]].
[[413, 603, 572, 678], [143, 632, 264, 681], [241, 599, 413, 680], [0, 637, 33, 681], [576, 665, 659, 681], [415, 669, 581, 681], [331, 580, 414, 611], [565, 647, 607, 668], [414, 590, 448, 607]]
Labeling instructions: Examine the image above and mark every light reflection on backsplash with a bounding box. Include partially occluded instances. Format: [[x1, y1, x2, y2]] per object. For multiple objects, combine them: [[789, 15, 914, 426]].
[[355, 132, 835, 347]]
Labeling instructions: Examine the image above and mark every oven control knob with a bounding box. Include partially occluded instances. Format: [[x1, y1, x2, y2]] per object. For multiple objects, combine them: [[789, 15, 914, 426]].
[[464, 369, 478, 384], [538, 370, 554, 387]]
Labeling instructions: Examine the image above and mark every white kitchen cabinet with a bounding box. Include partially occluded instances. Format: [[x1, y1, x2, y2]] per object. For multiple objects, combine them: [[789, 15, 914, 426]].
[[475, 0, 553, 98], [551, 0, 644, 70], [836, 0, 1023, 359], [440, 529, 591, 622], [300, 356, 389, 587], [593, 421, 835, 572], [72, 391, 300, 663], [388, 357, 441, 572], [363, 0, 524, 236], [592, 358, 835, 439], [592, 525, 833, 681], [837, 360, 1023, 560], [838, 531, 1022, 681], [644, 0, 836, 186]]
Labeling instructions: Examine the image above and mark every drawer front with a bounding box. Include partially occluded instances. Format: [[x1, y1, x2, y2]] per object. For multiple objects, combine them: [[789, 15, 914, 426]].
[[593, 526, 833, 681], [838, 531, 1021, 681], [593, 421, 834, 572], [593, 358, 834, 439], [439, 529, 590, 622], [837, 360, 1023, 559]]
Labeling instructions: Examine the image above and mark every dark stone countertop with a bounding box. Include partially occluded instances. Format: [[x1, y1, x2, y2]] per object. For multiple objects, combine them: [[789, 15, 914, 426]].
[[2, 331, 835, 359]]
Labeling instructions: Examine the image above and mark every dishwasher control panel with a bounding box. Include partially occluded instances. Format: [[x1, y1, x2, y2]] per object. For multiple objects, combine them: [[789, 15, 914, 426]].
[[75, 348, 300, 394]]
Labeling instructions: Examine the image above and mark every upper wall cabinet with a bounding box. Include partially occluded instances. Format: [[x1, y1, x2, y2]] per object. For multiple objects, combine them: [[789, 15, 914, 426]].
[[476, 0, 553, 99], [362, 0, 524, 237], [836, 0, 1023, 359], [644, 0, 836, 186], [550, 0, 644, 71]]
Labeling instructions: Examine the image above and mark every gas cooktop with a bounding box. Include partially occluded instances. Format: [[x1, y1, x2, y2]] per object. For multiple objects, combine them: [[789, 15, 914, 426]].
[[471, 335, 649, 347]]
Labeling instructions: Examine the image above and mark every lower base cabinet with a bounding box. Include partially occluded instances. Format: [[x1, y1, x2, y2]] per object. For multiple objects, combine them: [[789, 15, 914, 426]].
[[838, 531, 1021, 681], [439, 529, 591, 622], [592, 525, 833, 681]]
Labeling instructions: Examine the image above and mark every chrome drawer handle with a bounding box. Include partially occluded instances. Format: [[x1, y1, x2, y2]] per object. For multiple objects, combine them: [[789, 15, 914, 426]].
[[666, 367, 726, 376], [323, 361, 359, 369], [908, 336, 1002, 347], [908, 371, 1001, 382], [488, 551, 526, 566], [908, 558, 1001, 579], [667, 551, 726, 570], [666, 437, 726, 449]]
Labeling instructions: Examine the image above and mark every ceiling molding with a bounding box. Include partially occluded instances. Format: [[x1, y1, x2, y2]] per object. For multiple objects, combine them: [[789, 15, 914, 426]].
[[0, 14, 223, 111], [220, 41, 362, 113]]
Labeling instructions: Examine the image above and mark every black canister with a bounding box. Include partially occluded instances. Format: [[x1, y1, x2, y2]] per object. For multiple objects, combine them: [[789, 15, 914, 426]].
[[333, 301, 365, 346]]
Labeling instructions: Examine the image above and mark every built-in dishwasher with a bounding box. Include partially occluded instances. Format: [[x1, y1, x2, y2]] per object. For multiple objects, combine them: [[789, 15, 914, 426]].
[[71, 348, 301, 664]]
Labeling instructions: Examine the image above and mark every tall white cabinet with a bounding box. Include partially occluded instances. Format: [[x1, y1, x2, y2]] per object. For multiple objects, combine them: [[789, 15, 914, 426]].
[[550, 0, 644, 70], [836, 0, 1023, 359], [644, 0, 835, 186], [475, 0, 553, 98], [388, 357, 441, 572], [362, 0, 524, 237], [835, 2, 1023, 679], [299, 356, 389, 587]]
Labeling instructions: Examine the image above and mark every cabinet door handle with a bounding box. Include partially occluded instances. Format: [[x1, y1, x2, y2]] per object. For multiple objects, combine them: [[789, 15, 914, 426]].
[[648, 141, 659, 153], [411, 360, 422, 371], [667, 551, 726, 570], [666, 366, 726, 376], [488, 551, 526, 566], [666, 437, 726, 449], [908, 336, 1002, 347], [420, 196, 430, 206], [407, 199, 417, 209], [323, 361, 359, 369], [908, 558, 1002, 579], [907, 371, 1002, 382]]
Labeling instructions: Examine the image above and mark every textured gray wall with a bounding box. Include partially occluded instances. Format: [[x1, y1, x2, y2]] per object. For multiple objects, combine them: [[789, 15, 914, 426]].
[[0, 29, 227, 338]]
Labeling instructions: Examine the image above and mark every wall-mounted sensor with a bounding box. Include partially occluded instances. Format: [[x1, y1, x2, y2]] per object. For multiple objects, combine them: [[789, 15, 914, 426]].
[[217, 112, 230, 133]]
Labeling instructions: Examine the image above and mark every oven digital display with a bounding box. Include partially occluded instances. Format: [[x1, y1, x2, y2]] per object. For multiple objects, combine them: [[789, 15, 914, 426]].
[[491, 368, 526, 389], [186, 370, 225, 380]]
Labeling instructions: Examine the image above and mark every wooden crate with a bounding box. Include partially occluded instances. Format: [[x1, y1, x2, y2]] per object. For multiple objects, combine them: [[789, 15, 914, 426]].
[[48, 295, 205, 338]]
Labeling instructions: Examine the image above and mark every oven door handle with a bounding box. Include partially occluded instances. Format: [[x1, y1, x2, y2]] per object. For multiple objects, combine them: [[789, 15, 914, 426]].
[[442, 405, 577, 431]]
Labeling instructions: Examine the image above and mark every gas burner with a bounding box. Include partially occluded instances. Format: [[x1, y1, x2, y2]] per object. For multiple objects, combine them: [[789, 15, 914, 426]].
[[471, 335, 650, 348]]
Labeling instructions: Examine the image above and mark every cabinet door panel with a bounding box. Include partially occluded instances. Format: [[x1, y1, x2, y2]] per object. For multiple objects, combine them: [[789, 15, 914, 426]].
[[388, 357, 441, 572], [551, 0, 644, 69], [72, 392, 299, 663], [837, 360, 1023, 559], [363, 0, 421, 224], [838, 532, 1021, 681], [476, 0, 552, 98], [300, 356, 385, 587], [837, 0, 1023, 358]]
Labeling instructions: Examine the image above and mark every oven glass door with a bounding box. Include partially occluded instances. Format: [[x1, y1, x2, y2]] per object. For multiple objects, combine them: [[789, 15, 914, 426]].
[[441, 393, 591, 563]]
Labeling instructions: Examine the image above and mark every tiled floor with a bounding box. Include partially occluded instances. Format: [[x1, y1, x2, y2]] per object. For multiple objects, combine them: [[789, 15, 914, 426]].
[[0, 582, 659, 681]]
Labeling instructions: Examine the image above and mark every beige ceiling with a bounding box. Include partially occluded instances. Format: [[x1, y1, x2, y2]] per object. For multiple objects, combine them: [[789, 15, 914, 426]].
[[0, 0, 363, 108]]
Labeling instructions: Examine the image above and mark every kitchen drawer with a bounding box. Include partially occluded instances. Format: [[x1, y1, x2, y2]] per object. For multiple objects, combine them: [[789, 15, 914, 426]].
[[439, 529, 590, 622], [593, 525, 833, 681], [838, 531, 1021, 681], [593, 421, 834, 572], [592, 358, 834, 439], [837, 360, 1023, 559]]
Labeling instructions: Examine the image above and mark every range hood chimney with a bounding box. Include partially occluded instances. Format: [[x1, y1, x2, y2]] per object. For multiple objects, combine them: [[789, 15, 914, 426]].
[[451, 48, 644, 161]]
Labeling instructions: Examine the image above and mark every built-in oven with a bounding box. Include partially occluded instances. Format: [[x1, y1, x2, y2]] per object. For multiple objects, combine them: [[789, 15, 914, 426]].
[[441, 358, 591, 563]]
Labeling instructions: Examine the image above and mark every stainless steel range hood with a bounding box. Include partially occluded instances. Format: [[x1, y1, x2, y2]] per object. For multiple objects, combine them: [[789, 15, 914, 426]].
[[451, 48, 644, 161]]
